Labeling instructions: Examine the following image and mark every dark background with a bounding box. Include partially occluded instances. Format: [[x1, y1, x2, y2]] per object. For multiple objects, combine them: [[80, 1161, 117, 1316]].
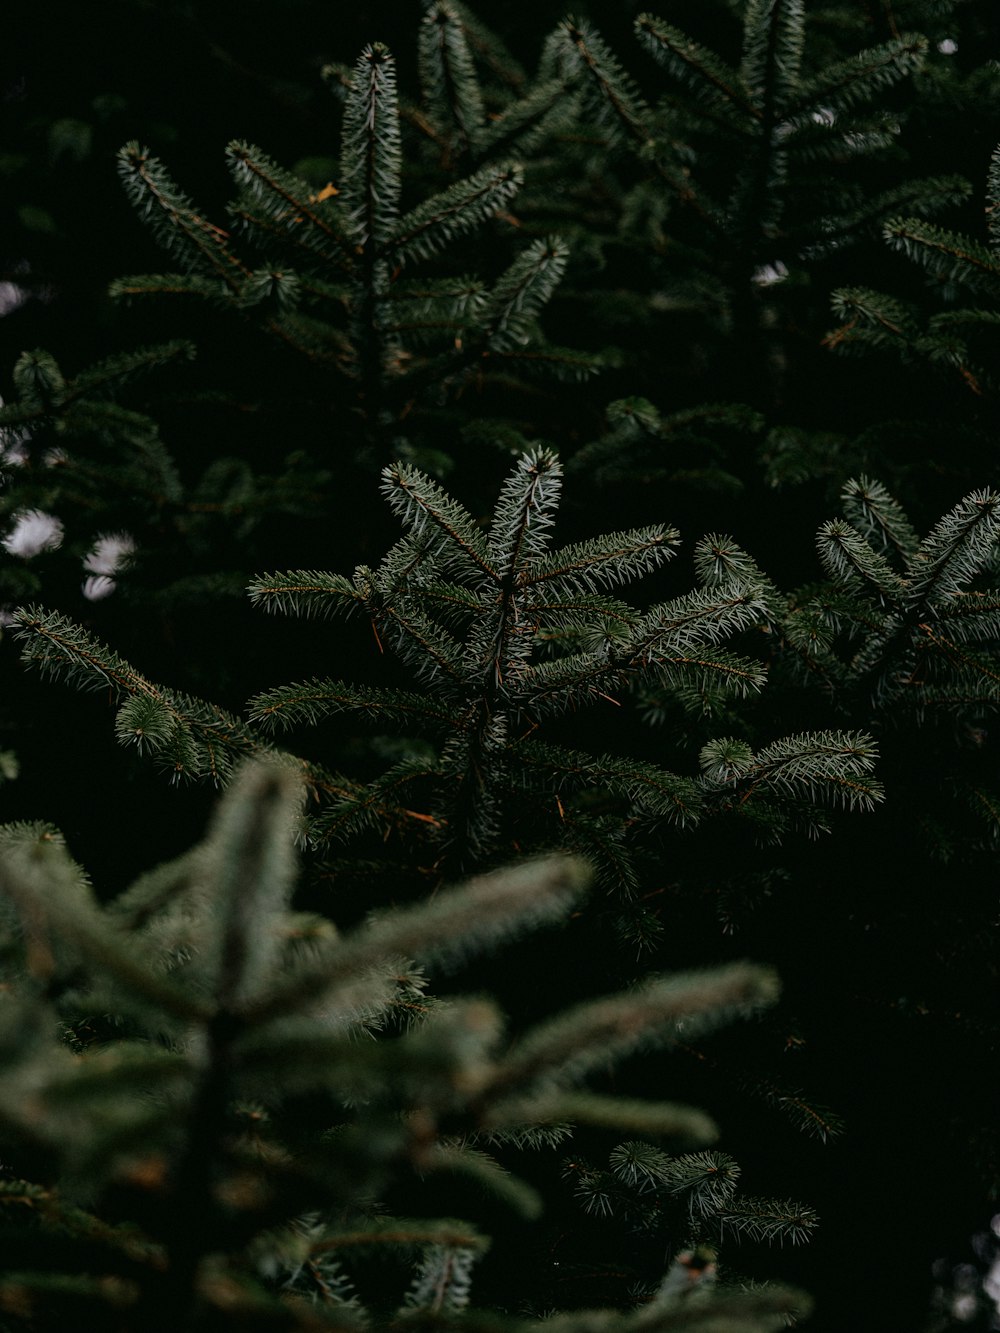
[[3, 3, 999, 1329]]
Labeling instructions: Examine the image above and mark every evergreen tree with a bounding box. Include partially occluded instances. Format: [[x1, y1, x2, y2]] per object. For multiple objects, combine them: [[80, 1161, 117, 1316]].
[[10, 448, 884, 895], [828, 140, 1000, 394], [0, 756, 806, 1331], [4, 2, 1000, 1328]]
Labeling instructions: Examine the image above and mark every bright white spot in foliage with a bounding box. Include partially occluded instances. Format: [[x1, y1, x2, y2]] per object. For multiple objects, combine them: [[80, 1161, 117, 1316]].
[[84, 531, 136, 576], [985, 1216, 1000, 1314], [938, 38, 958, 55], [0, 282, 30, 318], [752, 261, 789, 287], [0, 397, 30, 467], [811, 106, 836, 127], [81, 532, 136, 601], [82, 575, 117, 601], [2, 509, 63, 558]]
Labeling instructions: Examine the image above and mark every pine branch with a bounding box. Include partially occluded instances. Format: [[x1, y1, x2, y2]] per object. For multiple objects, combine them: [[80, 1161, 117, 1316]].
[[419, 2, 487, 153], [12, 608, 265, 782], [116, 143, 250, 287], [247, 679, 452, 736], [739, 0, 805, 119], [635, 13, 755, 127], [380, 462, 496, 582], [388, 162, 523, 266], [247, 570, 364, 620], [480, 964, 779, 1101], [483, 236, 570, 353], [225, 140, 357, 273], [339, 43, 403, 250]]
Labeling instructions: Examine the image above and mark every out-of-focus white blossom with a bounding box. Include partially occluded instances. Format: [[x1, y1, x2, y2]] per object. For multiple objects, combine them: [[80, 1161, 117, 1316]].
[[752, 261, 789, 286], [83, 532, 136, 576], [1, 509, 64, 558], [82, 575, 117, 601]]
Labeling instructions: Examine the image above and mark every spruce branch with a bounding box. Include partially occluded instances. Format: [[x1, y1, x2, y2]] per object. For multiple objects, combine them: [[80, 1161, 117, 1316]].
[[635, 14, 755, 126], [419, 2, 487, 153], [12, 608, 265, 782], [340, 43, 403, 249], [116, 142, 250, 287], [788, 33, 928, 118], [739, 0, 806, 119], [247, 679, 452, 736], [548, 16, 652, 149], [225, 139, 356, 274], [389, 163, 523, 266], [243, 854, 590, 1025], [480, 964, 780, 1102]]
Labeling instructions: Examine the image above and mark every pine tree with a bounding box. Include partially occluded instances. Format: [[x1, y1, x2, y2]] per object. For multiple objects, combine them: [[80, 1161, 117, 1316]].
[[535, 1, 968, 408], [5, 2, 1000, 1327], [0, 756, 806, 1331], [108, 26, 605, 467], [11, 448, 884, 897], [827, 139, 1000, 394]]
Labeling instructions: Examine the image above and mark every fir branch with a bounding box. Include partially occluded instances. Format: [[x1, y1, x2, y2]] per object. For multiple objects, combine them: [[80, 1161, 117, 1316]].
[[883, 217, 1000, 297], [419, 2, 487, 153], [840, 475, 920, 561], [247, 570, 364, 620], [623, 582, 768, 660], [549, 17, 651, 148], [388, 162, 523, 266], [380, 462, 496, 582], [64, 341, 197, 401], [309, 757, 439, 846], [524, 525, 680, 595], [510, 739, 704, 825], [116, 143, 250, 287], [481, 964, 780, 1100], [480, 77, 576, 157], [739, 0, 805, 118], [487, 447, 563, 583], [635, 13, 756, 126], [0, 826, 208, 1022], [906, 488, 1000, 610], [244, 855, 590, 1024], [487, 1091, 718, 1142], [715, 1196, 819, 1245], [340, 43, 403, 249], [483, 236, 570, 353], [816, 519, 906, 602], [247, 679, 452, 736], [199, 759, 303, 1011], [12, 608, 264, 782], [788, 33, 928, 118], [225, 140, 356, 273], [730, 730, 885, 812], [109, 273, 238, 305]]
